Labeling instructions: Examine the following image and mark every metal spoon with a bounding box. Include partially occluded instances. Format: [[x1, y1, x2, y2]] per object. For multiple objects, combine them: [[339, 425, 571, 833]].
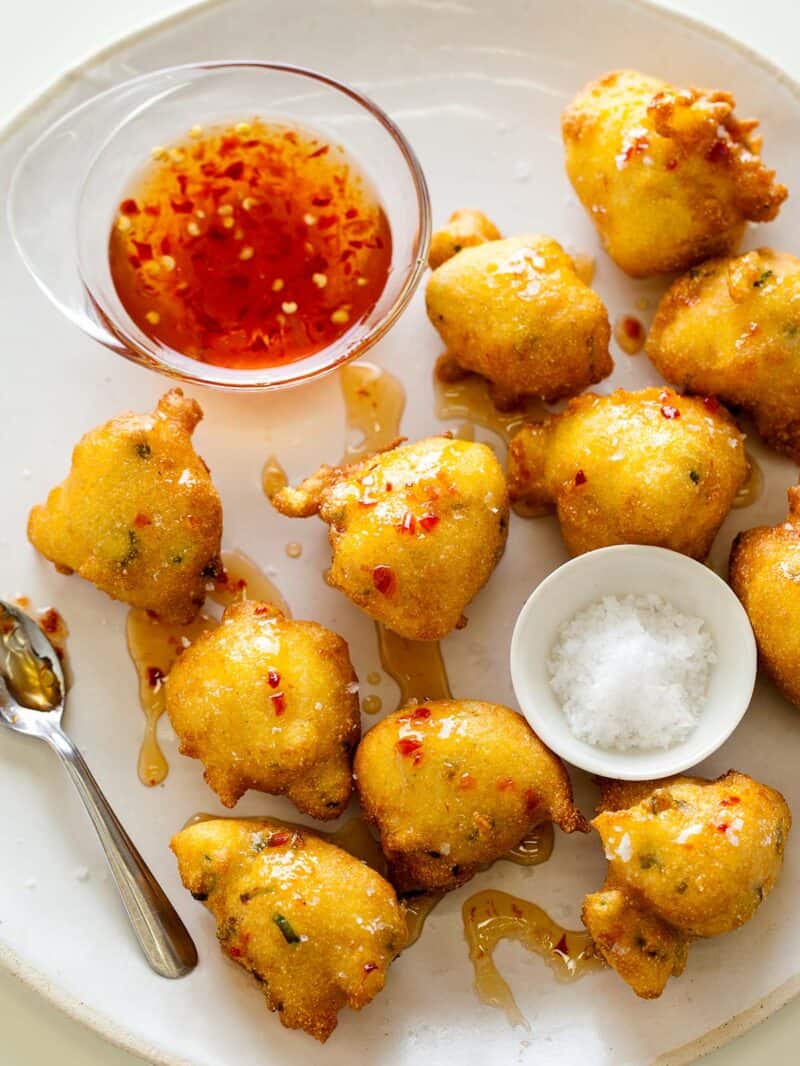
[[0, 599, 197, 978]]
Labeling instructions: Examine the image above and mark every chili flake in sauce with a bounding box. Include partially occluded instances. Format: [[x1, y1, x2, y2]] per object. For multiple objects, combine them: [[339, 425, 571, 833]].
[[109, 119, 392, 370]]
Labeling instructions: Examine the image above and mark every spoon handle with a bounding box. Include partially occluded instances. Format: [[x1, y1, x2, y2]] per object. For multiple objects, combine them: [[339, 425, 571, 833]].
[[47, 726, 197, 979]]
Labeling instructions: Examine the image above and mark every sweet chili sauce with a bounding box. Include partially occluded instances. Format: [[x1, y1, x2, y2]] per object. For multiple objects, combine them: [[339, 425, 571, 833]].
[[108, 119, 392, 370]]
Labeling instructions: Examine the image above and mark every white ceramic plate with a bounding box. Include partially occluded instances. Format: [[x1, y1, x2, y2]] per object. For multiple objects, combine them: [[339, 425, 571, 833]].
[[2, 2, 800, 1064]]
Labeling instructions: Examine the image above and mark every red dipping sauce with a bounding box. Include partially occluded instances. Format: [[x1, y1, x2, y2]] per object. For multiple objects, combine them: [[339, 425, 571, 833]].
[[108, 118, 392, 370]]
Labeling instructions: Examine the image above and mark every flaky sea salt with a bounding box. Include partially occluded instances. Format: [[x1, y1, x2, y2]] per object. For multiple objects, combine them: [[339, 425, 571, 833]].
[[547, 593, 715, 751]]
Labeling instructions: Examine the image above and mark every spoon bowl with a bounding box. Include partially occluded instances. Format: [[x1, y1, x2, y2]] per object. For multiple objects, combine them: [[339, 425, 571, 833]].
[[0, 600, 65, 726]]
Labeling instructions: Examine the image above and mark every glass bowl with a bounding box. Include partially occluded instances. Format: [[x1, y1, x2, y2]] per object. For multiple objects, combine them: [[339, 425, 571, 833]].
[[8, 62, 431, 390]]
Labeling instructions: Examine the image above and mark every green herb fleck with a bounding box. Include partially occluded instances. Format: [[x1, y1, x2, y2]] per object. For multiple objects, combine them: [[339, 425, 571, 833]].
[[120, 529, 139, 567], [273, 913, 300, 944], [753, 270, 774, 288], [689, 470, 701, 484], [638, 853, 660, 871]]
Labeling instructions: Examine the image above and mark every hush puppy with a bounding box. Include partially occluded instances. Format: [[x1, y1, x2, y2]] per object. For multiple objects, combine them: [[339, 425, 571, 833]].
[[648, 249, 800, 460], [165, 600, 360, 817], [426, 234, 612, 408], [507, 387, 748, 559], [272, 436, 509, 641], [171, 818, 406, 1041], [562, 70, 786, 277], [583, 772, 790, 998], [354, 700, 587, 892], [27, 389, 222, 624]]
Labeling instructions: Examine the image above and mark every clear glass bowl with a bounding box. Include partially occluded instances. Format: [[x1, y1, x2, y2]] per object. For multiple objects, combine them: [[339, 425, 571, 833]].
[[8, 62, 431, 390]]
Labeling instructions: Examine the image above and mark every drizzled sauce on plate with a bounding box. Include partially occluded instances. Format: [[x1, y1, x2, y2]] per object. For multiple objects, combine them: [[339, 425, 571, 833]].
[[260, 361, 406, 507], [340, 362, 406, 463], [734, 450, 764, 509], [434, 353, 545, 445], [462, 889, 604, 1026], [109, 119, 392, 369], [376, 624, 452, 709], [614, 313, 646, 355]]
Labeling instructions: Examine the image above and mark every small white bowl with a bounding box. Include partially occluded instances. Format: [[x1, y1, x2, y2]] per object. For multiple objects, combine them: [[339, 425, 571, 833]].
[[509, 545, 757, 781]]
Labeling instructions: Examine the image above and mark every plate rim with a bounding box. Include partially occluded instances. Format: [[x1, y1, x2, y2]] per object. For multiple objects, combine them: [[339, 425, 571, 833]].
[[3, 0, 799, 1062]]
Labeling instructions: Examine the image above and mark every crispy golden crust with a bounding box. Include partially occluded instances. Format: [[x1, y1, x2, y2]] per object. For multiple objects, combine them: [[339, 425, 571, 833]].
[[27, 389, 222, 624], [428, 209, 502, 270], [507, 387, 747, 559], [730, 485, 800, 707], [165, 600, 360, 817], [583, 771, 791, 998], [425, 234, 612, 406], [562, 70, 786, 277], [171, 819, 406, 1042], [354, 700, 588, 892], [272, 436, 509, 641], [647, 249, 800, 461]]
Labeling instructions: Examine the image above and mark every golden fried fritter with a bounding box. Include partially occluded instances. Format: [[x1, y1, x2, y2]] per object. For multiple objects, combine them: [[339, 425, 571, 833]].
[[582, 772, 790, 998], [428, 208, 502, 270], [562, 70, 787, 277], [171, 818, 406, 1042], [730, 484, 800, 708], [27, 389, 221, 624], [507, 387, 747, 559], [165, 600, 360, 817], [648, 249, 800, 460], [272, 436, 508, 641], [354, 700, 587, 892], [426, 235, 612, 407]]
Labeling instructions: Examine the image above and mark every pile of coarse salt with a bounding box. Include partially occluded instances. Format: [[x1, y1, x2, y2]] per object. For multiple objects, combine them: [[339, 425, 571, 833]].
[[547, 593, 716, 751]]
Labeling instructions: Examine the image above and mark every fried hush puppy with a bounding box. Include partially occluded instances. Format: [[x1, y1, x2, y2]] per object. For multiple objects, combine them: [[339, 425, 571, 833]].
[[730, 484, 800, 708], [426, 234, 612, 408], [27, 389, 222, 624], [428, 208, 502, 270], [562, 70, 787, 277], [171, 818, 406, 1042], [648, 249, 800, 461], [354, 700, 588, 892], [582, 772, 791, 999], [165, 600, 360, 817], [507, 387, 748, 559], [272, 436, 509, 641]]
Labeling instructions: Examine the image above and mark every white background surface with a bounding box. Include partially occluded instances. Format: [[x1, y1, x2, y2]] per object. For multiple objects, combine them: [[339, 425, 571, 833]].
[[1, 1, 799, 1063]]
